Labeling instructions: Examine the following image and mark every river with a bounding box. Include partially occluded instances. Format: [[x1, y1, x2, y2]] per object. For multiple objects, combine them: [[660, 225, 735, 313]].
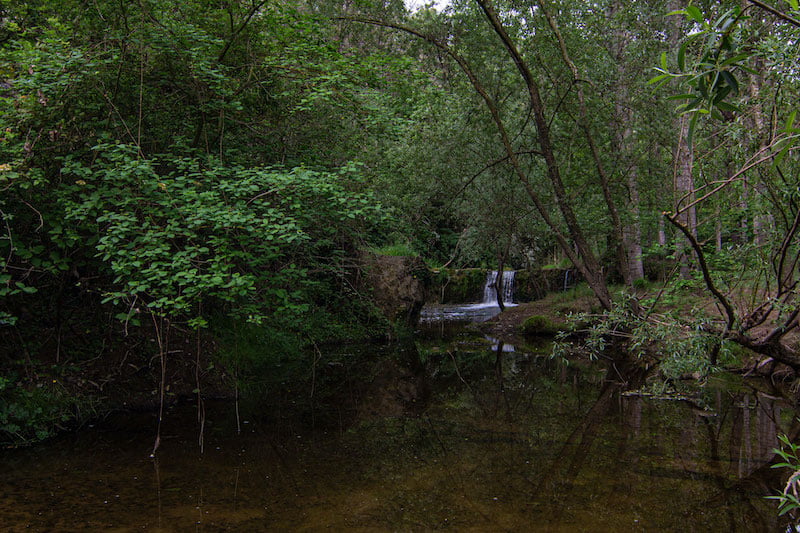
[[0, 309, 796, 531]]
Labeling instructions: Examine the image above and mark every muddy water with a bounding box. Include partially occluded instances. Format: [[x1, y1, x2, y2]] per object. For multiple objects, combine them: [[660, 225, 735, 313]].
[[1, 326, 796, 531]]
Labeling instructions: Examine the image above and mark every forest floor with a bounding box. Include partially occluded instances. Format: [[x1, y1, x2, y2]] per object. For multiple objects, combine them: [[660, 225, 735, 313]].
[[479, 288, 598, 341]]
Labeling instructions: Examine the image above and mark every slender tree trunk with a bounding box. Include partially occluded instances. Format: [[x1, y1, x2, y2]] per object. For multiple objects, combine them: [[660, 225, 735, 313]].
[[539, 0, 633, 289], [674, 115, 697, 279], [474, 0, 613, 309], [609, 0, 644, 283], [747, 54, 774, 246], [669, 1, 698, 280]]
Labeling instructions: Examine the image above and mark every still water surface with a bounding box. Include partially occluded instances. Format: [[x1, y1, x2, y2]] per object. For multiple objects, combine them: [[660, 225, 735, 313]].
[[1, 316, 797, 531]]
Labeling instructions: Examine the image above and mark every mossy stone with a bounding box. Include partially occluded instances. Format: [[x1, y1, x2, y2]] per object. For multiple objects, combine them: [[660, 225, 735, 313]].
[[519, 315, 560, 337]]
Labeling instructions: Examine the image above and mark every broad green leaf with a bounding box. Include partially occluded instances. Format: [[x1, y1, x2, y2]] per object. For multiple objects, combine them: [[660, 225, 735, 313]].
[[716, 101, 741, 113], [686, 5, 704, 23], [772, 138, 794, 170]]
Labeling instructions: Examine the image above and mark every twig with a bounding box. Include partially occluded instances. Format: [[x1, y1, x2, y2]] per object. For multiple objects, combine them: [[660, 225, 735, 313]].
[[749, 0, 800, 27]]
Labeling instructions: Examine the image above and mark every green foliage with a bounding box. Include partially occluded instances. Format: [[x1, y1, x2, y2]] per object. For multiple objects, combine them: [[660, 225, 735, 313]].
[[549, 283, 596, 305], [57, 145, 385, 324], [429, 269, 486, 304], [0, 373, 84, 446], [566, 292, 718, 378], [767, 434, 800, 517], [370, 242, 419, 257], [650, 5, 751, 147]]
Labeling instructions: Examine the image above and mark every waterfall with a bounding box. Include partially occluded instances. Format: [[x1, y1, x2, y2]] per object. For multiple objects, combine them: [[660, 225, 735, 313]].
[[481, 270, 516, 306]]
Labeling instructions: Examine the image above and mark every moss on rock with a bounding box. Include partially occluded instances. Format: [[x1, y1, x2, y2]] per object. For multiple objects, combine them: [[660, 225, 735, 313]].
[[519, 315, 561, 337]]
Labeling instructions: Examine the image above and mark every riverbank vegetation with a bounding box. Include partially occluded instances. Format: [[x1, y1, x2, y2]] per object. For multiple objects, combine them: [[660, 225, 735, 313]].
[[2, 0, 800, 446]]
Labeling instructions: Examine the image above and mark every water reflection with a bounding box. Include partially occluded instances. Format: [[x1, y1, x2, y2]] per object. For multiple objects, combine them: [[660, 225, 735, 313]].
[[0, 336, 797, 531], [484, 335, 514, 352]]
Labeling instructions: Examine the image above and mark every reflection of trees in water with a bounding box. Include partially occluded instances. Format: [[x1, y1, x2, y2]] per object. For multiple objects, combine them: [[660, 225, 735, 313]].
[[506, 354, 795, 530], [338, 342, 797, 530]]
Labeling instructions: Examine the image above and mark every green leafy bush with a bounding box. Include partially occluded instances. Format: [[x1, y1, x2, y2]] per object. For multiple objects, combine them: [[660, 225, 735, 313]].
[[0, 374, 83, 446], [767, 434, 800, 518], [57, 145, 386, 326]]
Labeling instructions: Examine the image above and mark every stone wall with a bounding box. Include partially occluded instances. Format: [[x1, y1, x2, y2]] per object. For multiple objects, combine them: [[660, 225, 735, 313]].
[[360, 253, 430, 328], [514, 268, 579, 301], [427, 268, 487, 304], [427, 267, 581, 304]]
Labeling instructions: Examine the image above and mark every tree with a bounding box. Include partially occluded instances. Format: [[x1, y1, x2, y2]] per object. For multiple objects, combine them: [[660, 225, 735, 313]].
[[654, 1, 800, 368]]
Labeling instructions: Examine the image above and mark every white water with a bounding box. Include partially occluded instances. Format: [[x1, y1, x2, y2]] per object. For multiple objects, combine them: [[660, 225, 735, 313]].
[[481, 270, 516, 307], [420, 270, 517, 323]]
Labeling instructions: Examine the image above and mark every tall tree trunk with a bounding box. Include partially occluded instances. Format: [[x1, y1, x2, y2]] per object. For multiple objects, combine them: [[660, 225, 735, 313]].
[[669, 1, 698, 278], [609, 0, 644, 284], [538, 0, 633, 289], [658, 217, 667, 247], [747, 54, 774, 246], [673, 115, 698, 280]]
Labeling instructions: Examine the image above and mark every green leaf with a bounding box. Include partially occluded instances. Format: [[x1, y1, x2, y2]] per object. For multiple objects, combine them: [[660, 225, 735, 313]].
[[786, 110, 797, 132], [667, 93, 697, 101], [677, 42, 687, 71], [660, 51, 668, 71], [719, 71, 739, 95], [720, 53, 751, 68], [772, 138, 794, 170], [647, 73, 671, 86], [715, 101, 741, 113], [687, 112, 699, 151], [686, 5, 704, 23]]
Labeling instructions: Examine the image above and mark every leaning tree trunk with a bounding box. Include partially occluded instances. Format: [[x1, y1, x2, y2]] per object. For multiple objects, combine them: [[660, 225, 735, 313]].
[[344, 3, 615, 311]]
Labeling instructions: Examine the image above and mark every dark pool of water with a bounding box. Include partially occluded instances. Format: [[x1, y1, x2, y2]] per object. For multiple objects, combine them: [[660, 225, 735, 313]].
[[1, 321, 797, 531]]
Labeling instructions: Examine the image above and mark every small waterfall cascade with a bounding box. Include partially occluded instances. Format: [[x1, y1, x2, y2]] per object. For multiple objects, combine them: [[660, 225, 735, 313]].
[[481, 270, 516, 306]]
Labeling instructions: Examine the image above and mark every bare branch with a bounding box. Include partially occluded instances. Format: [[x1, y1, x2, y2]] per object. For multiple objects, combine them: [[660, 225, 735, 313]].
[[748, 0, 800, 27], [665, 212, 737, 330], [674, 140, 797, 216]]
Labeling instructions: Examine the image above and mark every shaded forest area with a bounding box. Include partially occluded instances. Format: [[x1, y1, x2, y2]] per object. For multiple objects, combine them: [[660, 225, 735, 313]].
[[1, 0, 800, 446]]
